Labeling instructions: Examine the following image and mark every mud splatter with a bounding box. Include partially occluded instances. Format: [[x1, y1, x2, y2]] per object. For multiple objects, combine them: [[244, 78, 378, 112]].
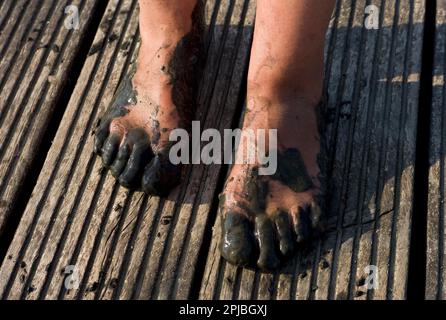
[[271, 148, 314, 193]]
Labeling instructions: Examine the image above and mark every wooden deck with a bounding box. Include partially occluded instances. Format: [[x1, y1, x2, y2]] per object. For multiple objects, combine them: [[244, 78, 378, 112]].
[[0, 0, 441, 300]]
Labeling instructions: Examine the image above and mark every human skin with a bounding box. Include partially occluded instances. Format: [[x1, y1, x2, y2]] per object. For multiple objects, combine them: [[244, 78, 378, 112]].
[[93, 0, 202, 195], [93, 0, 335, 271], [219, 0, 335, 271]]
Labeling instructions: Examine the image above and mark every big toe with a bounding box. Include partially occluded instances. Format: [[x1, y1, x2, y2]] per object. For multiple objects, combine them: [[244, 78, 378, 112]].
[[220, 211, 255, 267]]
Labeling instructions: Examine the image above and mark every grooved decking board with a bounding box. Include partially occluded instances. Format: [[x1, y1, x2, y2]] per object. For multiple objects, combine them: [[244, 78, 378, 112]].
[[200, 0, 425, 300], [0, 0, 101, 236], [426, 0, 446, 300], [0, 0, 255, 299]]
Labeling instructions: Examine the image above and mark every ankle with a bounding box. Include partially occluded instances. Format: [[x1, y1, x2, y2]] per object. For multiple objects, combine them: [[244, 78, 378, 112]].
[[134, 30, 186, 85], [140, 26, 187, 50], [247, 79, 323, 108]]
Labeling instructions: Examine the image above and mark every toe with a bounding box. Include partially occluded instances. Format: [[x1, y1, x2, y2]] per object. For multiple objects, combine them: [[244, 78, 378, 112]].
[[220, 211, 255, 267], [101, 133, 121, 167], [255, 214, 280, 271], [292, 206, 311, 244], [119, 142, 152, 189], [141, 154, 182, 196], [310, 200, 322, 230], [273, 211, 295, 258], [117, 129, 152, 189], [310, 200, 326, 237], [141, 156, 162, 195], [94, 122, 110, 155], [110, 143, 131, 178]]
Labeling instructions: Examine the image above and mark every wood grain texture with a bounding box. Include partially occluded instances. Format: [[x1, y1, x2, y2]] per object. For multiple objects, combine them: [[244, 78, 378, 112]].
[[0, 0, 255, 300], [426, 0, 446, 300], [0, 0, 101, 236], [0, 0, 427, 300], [199, 0, 425, 300]]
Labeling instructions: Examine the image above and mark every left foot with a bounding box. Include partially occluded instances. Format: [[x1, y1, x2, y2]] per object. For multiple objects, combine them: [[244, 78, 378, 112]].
[[219, 86, 326, 271]]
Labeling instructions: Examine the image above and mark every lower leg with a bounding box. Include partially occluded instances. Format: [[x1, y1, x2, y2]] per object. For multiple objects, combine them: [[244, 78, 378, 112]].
[[136, 0, 199, 90], [248, 0, 334, 103], [138, 0, 198, 37]]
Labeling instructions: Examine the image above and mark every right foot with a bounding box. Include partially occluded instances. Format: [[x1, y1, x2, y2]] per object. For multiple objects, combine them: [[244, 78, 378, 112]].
[[93, 2, 203, 195]]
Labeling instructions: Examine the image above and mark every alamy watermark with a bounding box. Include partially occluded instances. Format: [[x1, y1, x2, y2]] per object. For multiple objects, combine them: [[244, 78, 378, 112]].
[[63, 265, 79, 290], [168, 121, 278, 175], [364, 265, 379, 290], [64, 5, 80, 30], [365, 5, 380, 30]]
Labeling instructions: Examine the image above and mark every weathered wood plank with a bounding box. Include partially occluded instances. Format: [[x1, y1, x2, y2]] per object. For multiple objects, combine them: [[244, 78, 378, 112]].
[[0, 0, 102, 235], [200, 0, 425, 300], [0, 0, 136, 300], [0, 0, 255, 299], [426, 0, 446, 300]]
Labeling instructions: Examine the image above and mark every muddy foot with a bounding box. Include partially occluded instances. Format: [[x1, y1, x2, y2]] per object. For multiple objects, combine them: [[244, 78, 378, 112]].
[[219, 94, 327, 271], [93, 3, 203, 195]]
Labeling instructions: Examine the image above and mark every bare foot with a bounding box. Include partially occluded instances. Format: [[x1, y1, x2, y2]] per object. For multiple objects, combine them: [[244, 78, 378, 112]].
[[219, 88, 326, 271], [93, 2, 203, 195]]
